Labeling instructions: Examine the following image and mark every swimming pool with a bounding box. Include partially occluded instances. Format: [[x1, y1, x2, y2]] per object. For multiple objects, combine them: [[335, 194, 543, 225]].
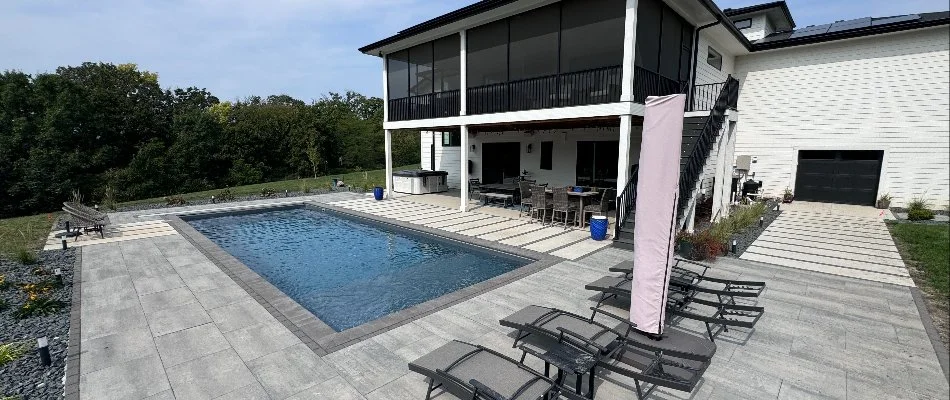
[[186, 207, 530, 331]]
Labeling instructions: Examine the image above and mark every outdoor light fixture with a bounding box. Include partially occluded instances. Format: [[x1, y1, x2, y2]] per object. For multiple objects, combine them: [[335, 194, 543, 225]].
[[526, 143, 533, 153], [731, 240, 738, 254], [775, 204, 780, 211], [61, 238, 67, 250], [94, 204, 99, 211], [285, 190, 289, 197], [54, 268, 63, 284], [37, 337, 51, 366], [211, 195, 216, 204], [759, 216, 764, 227]]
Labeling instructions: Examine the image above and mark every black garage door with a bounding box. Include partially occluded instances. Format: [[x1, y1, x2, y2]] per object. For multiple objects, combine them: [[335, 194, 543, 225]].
[[794, 150, 883, 205]]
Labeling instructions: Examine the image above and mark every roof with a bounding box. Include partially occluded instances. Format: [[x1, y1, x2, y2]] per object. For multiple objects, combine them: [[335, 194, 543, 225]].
[[358, 0, 517, 54], [723, 1, 796, 28], [753, 11, 950, 50]]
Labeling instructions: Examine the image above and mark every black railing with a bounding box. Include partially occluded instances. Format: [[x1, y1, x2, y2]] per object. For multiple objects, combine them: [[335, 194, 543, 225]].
[[677, 75, 740, 218], [632, 66, 687, 104], [388, 89, 461, 121], [689, 82, 738, 112], [467, 66, 622, 115], [613, 165, 640, 240]]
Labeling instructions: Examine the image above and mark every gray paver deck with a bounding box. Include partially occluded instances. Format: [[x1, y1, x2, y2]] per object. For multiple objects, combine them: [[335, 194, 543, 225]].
[[75, 193, 948, 399]]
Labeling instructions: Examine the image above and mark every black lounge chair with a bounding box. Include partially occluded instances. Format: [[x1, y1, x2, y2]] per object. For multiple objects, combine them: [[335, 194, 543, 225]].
[[409, 340, 586, 400], [586, 275, 764, 341], [62, 202, 110, 239], [504, 307, 712, 400], [500, 305, 716, 363], [609, 259, 766, 302]]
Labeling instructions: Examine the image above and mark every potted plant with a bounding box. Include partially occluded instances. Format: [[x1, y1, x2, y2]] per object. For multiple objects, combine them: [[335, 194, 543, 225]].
[[373, 186, 384, 201], [782, 187, 794, 203], [876, 193, 892, 209], [675, 231, 694, 258]]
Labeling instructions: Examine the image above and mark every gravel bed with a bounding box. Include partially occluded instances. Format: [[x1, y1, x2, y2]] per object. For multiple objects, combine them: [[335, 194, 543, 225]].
[[729, 199, 783, 258], [0, 249, 76, 399]]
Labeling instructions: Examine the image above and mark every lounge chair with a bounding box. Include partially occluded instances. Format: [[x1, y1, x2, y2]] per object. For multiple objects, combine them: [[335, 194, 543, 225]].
[[62, 202, 110, 239], [609, 259, 766, 302], [409, 340, 586, 400], [504, 307, 711, 399], [586, 275, 764, 341], [500, 305, 716, 363]]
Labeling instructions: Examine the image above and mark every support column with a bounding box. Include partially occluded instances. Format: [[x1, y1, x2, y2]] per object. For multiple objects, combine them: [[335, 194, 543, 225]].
[[459, 125, 470, 212], [619, 0, 639, 102], [459, 30, 467, 116], [384, 129, 393, 199], [382, 55, 389, 123], [616, 115, 634, 195]]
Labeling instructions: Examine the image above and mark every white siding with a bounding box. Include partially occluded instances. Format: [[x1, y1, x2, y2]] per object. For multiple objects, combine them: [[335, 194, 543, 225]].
[[733, 27, 950, 207], [738, 14, 770, 42], [421, 131, 463, 188], [695, 33, 736, 86]]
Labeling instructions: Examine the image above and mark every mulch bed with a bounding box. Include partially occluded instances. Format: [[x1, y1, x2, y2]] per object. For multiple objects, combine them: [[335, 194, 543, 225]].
[[0, 249, 76, 399]]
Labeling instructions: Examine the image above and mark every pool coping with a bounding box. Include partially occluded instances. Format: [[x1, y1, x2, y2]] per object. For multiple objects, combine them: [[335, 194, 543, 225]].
[[165, 200, 563, 355]]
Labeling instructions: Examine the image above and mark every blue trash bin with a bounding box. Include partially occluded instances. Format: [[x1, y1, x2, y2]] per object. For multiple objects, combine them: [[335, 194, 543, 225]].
[[373, 187, 384, 201], [590, 216, 608, 241]]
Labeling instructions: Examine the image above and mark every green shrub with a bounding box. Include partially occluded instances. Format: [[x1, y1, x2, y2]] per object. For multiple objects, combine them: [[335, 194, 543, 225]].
[[908, 208, 935, 221], [14, 297, 65, 319], [101, 185, 118, 211], [164, 195, 187, 206], [907, 197, 930, 211], [0, 340, 33, 367], [217, 187, 235, 202], [259, 187, 276, 197], [13, 248, 36, 265]]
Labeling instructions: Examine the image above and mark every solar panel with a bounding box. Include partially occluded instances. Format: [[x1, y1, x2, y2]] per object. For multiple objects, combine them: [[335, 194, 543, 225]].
[[872, 14, 920, 25], [827, 17, 872, 33], [787, 23, 832, 38]]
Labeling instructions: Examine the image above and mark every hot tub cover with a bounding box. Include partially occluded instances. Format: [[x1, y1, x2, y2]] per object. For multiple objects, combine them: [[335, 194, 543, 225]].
[[393, 170, 449, 178]]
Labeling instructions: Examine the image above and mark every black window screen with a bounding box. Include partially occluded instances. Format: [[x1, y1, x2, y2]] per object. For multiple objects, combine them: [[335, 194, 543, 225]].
[[467, 20, 509, 86], [509, 5, 559, 81], [387, 50, 409, 99], [540, 141, 553, 170], [560, 0, 625, 73], [433, 35, 460, 91], [408, 43, 433, 96]]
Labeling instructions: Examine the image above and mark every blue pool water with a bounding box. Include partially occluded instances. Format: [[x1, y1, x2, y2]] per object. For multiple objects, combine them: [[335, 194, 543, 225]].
[[187, 207, 529, 331]]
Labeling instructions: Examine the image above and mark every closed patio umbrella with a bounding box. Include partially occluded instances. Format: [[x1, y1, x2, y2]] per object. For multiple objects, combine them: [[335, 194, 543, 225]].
[[630, 94, 686, 335]]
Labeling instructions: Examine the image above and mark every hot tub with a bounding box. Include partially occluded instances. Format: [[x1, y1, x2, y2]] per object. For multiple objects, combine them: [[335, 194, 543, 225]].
[[392, 170, 449, 194]]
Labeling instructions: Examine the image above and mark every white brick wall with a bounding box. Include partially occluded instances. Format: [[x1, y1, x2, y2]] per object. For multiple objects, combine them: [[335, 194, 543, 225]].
[[733, 27, 950, 207]]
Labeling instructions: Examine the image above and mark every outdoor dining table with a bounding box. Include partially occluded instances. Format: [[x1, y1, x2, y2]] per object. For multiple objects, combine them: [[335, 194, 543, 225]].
[[545, 188, 600, 227]]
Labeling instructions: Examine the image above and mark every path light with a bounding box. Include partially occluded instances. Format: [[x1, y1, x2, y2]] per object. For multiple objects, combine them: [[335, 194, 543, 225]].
[[211, 195, 216, 204], [731, 240, 738, 254], [759, 216, 764, 227], [94, 204, 99, 211], [61, 237, 67, 250], [54, 268, 63, 284], [37, 337, 51, 366], [285, 189, 289, 197]]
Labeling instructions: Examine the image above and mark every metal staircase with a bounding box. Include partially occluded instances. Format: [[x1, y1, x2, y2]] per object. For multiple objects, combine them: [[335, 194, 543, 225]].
[[613, 76, 740, 250]]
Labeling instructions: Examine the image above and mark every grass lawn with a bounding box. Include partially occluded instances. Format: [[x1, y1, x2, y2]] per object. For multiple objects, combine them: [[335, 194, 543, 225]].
[[0, 213, 56, 257], [888, 222, 950, 296], [118, 164, 418, 207]]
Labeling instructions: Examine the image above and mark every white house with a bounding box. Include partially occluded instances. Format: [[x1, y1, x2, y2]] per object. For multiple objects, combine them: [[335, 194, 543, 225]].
[[359, 0, 949, 247]]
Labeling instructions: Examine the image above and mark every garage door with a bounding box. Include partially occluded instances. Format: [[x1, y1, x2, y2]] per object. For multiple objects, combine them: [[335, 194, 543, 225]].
[[794, 150, 883, 205]]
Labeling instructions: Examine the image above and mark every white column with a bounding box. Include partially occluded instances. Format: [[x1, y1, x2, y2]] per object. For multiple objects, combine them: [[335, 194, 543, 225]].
[[619, 0, 639, 102], [384, 129, 393, 199], [382, 55, 389, 123], [459, 30, 467, 116], [459, 125, 469, 212], [616, 115, 633, 195]]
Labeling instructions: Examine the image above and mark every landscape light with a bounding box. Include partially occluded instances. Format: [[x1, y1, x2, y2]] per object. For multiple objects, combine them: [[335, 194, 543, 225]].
[[731, 240, 737, 254], [37, 337, 51, 366], [759, 216, 764, 227], [61, 238, 67, 250], [211, 195, 216, 204], [54, 268, 63, 284]]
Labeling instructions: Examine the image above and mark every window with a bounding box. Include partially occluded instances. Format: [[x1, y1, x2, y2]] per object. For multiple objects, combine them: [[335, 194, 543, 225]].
[[442, 131, 461, 147], [467, 20, 509, 86], [706, 46, 722, 71], [559, 0, 625, 73], [433, 36, 460, 91], [540, 141, 553, 170], [387, 50, 409, 99], [634, 0, 694, 81], [508, 4, 559, 81], [734, 18, 752, 30]]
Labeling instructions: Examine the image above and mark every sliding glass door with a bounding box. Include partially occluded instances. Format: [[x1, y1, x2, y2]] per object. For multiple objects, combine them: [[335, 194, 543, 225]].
[[576, 141, 619, 188]]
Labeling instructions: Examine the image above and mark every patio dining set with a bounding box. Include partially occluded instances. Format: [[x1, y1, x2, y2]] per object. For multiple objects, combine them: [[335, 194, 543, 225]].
[[469, 179, 614, 229]]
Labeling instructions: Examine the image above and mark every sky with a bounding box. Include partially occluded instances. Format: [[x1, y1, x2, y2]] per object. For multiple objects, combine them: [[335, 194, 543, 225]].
[[1, 0, 946, 102]]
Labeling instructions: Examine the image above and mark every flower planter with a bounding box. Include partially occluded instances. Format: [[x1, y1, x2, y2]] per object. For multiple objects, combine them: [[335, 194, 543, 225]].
[[589, 216, 608, 241], [373, 187, 384, 201]]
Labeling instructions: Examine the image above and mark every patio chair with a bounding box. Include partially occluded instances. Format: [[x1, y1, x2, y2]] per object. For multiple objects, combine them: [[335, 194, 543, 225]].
[[502, 307, 712, 399], [530, 185, 553, 224], [518, 181, 534, 218], [551, 187, 578, 229], [62, 202, 110, 239], [469, 178, 483, 201], [409, 340, 586, 400], [585, 275, 764, 341], [500, 305, 717, 363], [609, 259, 766, 302], [581, 188, 613, 228]]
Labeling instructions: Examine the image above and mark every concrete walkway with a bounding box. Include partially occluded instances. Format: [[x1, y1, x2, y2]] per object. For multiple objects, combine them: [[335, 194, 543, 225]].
[[742, 202, 914, 286], [328, 197, 612, 260], [73, 194, 948, 399]]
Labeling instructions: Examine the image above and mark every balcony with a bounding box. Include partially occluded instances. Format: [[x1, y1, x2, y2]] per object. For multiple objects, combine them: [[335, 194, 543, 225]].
[[388, 90, 461, 122]]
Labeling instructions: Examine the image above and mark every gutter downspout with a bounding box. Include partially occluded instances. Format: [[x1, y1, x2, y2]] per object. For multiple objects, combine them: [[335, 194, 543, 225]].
[[688, 21, 720, 111]]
